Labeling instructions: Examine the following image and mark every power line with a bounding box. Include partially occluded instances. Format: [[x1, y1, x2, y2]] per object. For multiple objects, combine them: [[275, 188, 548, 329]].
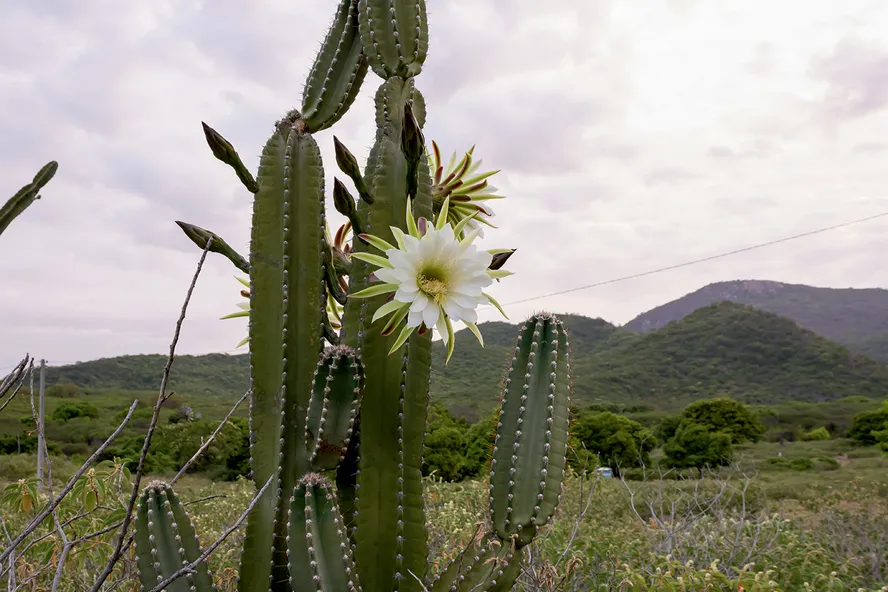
[[485, 209, 888, 310]]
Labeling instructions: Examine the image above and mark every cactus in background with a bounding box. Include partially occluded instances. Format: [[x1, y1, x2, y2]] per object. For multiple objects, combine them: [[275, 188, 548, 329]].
[[134, 481, 216, 592], [0, 160, 58, 240], [149, 0, 571, 591]]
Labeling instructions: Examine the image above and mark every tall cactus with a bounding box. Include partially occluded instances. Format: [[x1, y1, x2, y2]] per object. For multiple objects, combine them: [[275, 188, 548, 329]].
[[144, 1, 571, 591]]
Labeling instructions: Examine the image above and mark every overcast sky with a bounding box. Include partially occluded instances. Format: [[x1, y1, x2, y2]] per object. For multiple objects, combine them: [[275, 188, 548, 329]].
[[2, 0, 888, 371]]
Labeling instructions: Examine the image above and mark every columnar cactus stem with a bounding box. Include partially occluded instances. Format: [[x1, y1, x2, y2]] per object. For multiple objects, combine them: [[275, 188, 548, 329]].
[[340, 76, 431, 592], [134, 481, 216, 592], [288, 474, 362, 592], [238, 114, 328, 592], [489, 313, 571, 547]]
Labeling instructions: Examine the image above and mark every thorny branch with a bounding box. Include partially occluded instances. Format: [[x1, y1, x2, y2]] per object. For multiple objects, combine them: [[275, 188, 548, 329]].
[[89, 238, 213, 592]]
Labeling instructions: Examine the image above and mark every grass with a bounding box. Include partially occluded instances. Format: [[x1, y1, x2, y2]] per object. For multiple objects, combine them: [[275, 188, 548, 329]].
[[1, 440, 887, 591]]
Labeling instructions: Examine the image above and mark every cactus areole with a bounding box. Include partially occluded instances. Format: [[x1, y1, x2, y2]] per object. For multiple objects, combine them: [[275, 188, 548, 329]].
[[154, 1, 573, 591]]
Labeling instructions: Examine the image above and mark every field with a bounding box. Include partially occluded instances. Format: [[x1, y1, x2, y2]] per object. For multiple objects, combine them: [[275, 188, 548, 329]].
[[3, 438, 888, 591]]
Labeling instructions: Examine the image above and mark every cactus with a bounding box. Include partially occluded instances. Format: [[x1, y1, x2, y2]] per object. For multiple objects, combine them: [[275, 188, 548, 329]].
[[142, 1, 571, 591], [133, 481, 216, 592], [0, 160, 58, 240]]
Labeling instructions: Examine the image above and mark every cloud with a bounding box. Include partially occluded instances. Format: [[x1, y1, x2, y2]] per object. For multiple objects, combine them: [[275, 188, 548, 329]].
[[810, 36, 888, 122], [3, 0, 888, 370]]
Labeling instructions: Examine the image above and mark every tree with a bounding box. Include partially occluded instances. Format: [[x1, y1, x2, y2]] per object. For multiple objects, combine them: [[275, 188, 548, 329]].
[[680, 397, 765, 444], [462, 411, 496, 478], [570, 411, 654, 477], [848, 404, 888, 445], [663, 421, 733, 476], [800, 426, 830, 441], [423, 427, 466, 481], [51, 401, 99, 422], [654, 414, 682, 445]]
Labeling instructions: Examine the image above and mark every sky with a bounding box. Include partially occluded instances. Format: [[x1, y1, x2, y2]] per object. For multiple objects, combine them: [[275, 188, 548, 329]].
[[2, 0, 888, 371]]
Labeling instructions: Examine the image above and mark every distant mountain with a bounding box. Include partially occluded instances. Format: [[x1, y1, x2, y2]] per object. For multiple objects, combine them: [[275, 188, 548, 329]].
[[623, 280, 888, 361], [42, 303, 888, 422]]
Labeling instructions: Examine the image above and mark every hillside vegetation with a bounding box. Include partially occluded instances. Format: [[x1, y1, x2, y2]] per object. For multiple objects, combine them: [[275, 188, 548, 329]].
[[624, 279, 888, 362], [29, 302, 888, 422]]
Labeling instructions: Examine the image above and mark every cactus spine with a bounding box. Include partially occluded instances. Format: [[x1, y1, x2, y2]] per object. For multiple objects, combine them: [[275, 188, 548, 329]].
[[149, 1, 571, 591]]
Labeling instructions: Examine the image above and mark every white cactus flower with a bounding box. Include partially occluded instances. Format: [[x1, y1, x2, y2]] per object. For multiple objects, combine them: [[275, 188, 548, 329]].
[[350, 197, 511, 363]]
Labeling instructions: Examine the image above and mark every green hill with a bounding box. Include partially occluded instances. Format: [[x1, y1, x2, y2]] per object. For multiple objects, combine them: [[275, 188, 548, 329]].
[[623, 280, 888, 358], [33, 303, 888, 422]]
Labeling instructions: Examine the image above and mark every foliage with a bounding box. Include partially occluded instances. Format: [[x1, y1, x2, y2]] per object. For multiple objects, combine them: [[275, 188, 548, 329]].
[[4, 453, 888, 591], [570, 411, 654, 477], [848, 403, 888, 445], [679, 396, 766, 444], [51, 400, 99, 422], [663, 422, 733, 472], [800, 426, 831, 441], [34, 303, 888, 424]]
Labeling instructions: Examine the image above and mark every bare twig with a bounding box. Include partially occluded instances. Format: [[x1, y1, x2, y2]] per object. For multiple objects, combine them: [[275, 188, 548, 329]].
[[0, 354, 30, 414], [183, 494, 226, 507], [89, 240, 213, 592], [171, 389, 250, 486], [1, 515, 16, 591], [148, 474, 274, 592], [0, 354, 29, 400], [0, 399, 139, 565]]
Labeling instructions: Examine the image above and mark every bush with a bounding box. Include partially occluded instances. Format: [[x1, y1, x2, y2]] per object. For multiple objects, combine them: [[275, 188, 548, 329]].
[[51, 401, 99, 422], [800, 426, 831, 441]]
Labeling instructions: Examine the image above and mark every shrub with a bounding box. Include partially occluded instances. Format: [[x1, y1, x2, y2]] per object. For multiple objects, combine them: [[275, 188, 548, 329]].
[[800, 426, 831, 441]]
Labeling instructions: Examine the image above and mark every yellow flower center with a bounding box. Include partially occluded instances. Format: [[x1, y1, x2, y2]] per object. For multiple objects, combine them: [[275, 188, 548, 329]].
[[418, 266, 448, 304]]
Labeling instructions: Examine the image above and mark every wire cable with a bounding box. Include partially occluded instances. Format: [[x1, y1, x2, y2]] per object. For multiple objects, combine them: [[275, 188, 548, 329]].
[[485, 209, 888, 310]]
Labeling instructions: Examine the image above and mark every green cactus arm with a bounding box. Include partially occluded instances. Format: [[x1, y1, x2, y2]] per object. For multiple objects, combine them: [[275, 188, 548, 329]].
[[0, 160, 58, 239], [175, 220, 250, 274], [306, 346, 363, 471], [489, 313, 571, 547], [301, 0, 369, 133], [357, 0, 428, 79], [134, 481, 216, 592], [239, 114, 327, 592], [428, 535, 518, 592], [289, 474, 362, 591], [339, 76, 428, 592], [201, 121, 259, 193]]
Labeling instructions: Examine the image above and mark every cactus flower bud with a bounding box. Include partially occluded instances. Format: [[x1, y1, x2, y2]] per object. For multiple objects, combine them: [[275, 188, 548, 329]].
[[175, 220, 250, 274], [200, 121, 259, 193], [333, 136, 373, 204], [489, 249, 516, 272]]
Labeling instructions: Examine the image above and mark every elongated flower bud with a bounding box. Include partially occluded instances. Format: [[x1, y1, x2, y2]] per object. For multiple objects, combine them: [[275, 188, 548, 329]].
[[201, 121, 259, 193]]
